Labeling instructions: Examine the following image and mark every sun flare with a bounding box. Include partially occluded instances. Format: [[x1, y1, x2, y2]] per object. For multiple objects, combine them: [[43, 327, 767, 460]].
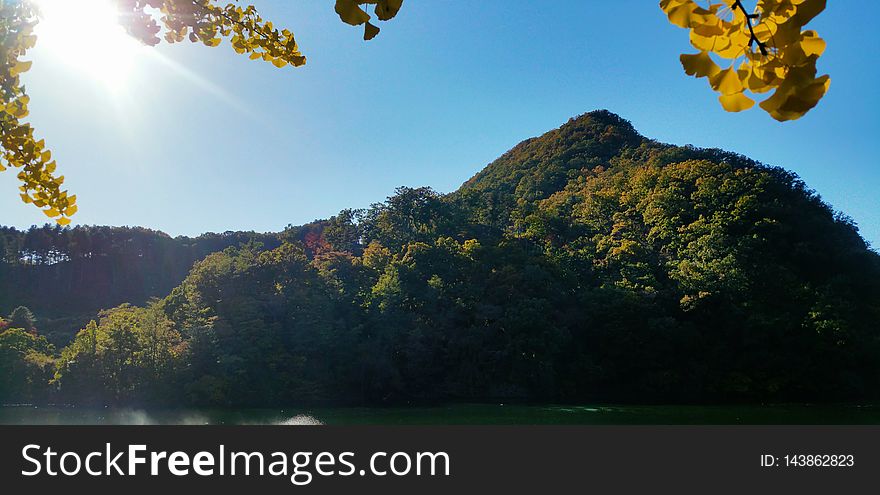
[[31, 0, 145, 89]]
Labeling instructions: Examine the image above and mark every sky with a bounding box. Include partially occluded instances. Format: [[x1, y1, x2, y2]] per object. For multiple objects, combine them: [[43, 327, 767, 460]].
[[2, 1, 878, 247]]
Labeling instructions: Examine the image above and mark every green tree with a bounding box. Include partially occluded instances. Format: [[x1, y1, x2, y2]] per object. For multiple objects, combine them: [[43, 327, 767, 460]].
[[7, 305, 36, 332], [53, 303, 181, 405], [0, 327, 54, 403]]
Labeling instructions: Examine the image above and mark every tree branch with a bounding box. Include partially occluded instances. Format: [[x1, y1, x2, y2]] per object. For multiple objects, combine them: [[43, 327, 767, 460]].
[[731, 0, 768, 56]]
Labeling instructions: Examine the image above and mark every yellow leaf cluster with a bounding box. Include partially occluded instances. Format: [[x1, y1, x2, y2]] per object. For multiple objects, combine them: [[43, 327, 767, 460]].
[[660, 0, 830, 121], [1, 1, 75, 225], [116, 1, 306, 68]]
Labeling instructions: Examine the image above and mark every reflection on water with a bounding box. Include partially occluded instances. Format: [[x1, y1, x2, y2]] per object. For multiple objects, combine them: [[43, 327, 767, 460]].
[[0, 407, 325, 426], [273, 414, 324, 426], [1, 404, 879, 425]]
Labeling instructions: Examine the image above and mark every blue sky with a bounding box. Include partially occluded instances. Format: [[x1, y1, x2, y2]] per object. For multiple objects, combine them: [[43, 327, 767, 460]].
[[3, 1, 878, 247]]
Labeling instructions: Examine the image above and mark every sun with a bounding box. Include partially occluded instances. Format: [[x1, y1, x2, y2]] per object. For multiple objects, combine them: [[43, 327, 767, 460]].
[[31, 0, 146, 89]]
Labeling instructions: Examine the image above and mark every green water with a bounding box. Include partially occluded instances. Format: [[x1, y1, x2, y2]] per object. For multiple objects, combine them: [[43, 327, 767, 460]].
[[2, 404, 880, 425]]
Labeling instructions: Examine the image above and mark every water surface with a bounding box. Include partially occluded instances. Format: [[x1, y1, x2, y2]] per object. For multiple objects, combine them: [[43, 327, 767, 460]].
[[2, 404, 879, 425]]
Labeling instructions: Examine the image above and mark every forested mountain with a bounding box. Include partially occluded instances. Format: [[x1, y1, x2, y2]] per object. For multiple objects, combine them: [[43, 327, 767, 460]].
[[2, 111, 879, 406], [456, 110, 645, 229]]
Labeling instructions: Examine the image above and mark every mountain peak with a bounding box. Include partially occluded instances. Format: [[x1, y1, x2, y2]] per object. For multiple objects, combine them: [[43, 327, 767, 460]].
[[456, 110, 646, 225], [563, 109, 643, 141]]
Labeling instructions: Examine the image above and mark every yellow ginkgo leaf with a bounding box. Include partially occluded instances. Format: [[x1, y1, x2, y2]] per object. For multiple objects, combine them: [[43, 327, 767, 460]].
[[760, 74, 830, 121], [56, 217, 71, 226], [662, 0, 698, 28], [11, 104, 28, 118], [335, 0, 370, 26], [779, 75, 830, 113], [680, 52, 721, 78], [713, 31, 749, 58], [719, 92, 755, 112], [771, 19, 803, 47], [375, 0, 403, 21], [10, 60, 32, 76], [364, 22, 380, 41], [743, 67, 774, 93], [689, 29, 717, 52], [800, 30, 826, 57], [792, 0, 826, 25], [709, 66, 743, 95], [687, 5, 721, 27]]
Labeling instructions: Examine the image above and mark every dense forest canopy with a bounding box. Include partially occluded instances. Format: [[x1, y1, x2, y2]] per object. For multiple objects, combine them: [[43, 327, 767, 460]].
[[0, 226, 282, 343], [2, 110, 878, 406]]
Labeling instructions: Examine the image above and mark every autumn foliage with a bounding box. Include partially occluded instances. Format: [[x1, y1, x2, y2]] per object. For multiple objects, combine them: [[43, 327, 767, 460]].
[[661, 0, 830, 120]]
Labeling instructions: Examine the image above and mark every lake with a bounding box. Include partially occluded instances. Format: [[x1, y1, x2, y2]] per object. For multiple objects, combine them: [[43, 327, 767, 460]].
[[2, 404, 879, 425]]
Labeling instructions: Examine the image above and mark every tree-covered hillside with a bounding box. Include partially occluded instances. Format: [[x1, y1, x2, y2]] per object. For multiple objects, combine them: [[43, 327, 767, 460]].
[[0, 226, 286, 343], [457, 110, 645, 230], [2, 111, 878, 406]]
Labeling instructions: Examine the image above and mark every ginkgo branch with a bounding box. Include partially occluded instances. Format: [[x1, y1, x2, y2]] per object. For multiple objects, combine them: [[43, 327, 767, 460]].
[[731, 0, 768, 56], [190, 0, 271, 43]]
